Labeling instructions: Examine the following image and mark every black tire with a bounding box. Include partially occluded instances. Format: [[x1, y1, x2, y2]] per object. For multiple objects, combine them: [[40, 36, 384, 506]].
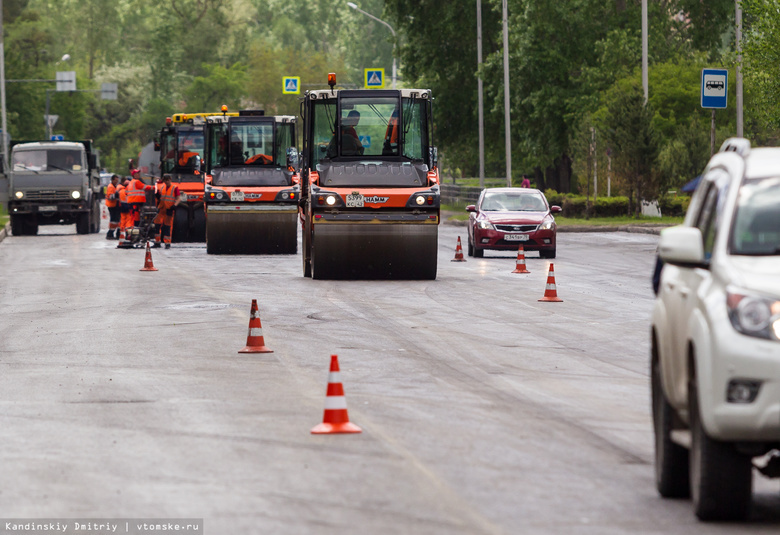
[[302, 218, 312, 277], [172, 205, 189, 242], [90, 200, 101, 233], [25, 218, 38, 236], [689, 375, 753, 521], [191, 207, 206, 242], [651, 345, 689, 498], [467, 236, 474, 257], [10, 215, 24, 236], [540, 247, 556, 259], [474, 245, 484, 258], [76, 212, 90, 235]]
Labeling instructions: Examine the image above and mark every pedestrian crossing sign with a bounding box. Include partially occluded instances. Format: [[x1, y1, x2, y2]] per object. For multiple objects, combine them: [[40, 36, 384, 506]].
[[283, 77, 300, 95], [364, 69, 385, 89]]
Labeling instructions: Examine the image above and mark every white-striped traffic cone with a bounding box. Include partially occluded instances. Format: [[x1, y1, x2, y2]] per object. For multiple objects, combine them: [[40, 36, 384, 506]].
[[538, 263, 563, 302], [311, 354, 362, 434], [238, 299, 273, 353], [511, 245, 530, 273]]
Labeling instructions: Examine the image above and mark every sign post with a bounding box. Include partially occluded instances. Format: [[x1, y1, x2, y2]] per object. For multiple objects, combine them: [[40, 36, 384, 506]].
[[701, 68, 728, 156]]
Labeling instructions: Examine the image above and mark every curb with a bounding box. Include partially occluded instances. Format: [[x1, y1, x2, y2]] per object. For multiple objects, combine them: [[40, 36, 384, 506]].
[[0, 222, 8, 244]]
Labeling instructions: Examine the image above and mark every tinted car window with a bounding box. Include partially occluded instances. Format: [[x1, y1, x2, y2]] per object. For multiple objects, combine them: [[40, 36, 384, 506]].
[[729, 176, 780, 255]]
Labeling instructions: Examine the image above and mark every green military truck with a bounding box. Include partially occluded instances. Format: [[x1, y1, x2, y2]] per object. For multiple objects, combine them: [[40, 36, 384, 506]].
[[7, 140, 102, 235]]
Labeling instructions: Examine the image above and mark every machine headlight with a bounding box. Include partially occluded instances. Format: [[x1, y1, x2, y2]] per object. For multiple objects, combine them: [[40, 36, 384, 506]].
[[477, 220, 494, 230], [14, 191, 23, 199], [727, 287, 780, 340], [539, 217, 555, 231], [71, 190, 81, 199], [415, 195, 425, 205], [326, 195, 336, 206]]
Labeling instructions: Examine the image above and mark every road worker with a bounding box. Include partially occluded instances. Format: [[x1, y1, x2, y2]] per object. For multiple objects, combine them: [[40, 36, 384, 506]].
[[126, 170, 153, 228], [105, 174, 120, 239], [152, 174, 181, 249], [116, 178, 133, 247]]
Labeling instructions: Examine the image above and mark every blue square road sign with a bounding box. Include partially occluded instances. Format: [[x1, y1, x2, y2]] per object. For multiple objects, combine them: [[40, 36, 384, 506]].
[[701, 69, 728, 109]]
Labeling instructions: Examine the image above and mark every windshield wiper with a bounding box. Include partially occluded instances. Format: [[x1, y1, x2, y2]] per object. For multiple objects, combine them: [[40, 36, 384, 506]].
[[47, 165, 74, 174], [16, 164, 39, 174]]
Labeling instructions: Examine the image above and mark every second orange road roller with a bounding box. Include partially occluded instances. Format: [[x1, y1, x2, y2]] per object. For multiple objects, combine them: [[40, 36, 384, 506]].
[[202, 109, 300, 254]]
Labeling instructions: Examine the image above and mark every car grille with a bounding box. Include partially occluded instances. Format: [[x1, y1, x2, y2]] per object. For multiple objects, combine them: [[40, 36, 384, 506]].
[[495, 224, 538, 232], [25, 191, 72, 201]]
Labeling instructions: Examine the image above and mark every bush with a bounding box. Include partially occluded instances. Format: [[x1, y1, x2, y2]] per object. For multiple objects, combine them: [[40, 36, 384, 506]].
[[659, 196, 690, 217], [594, 196, 630, 217], [544, 189, 632, 217]]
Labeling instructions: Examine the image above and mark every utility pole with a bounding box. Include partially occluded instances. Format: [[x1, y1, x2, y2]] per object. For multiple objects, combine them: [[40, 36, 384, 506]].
[[501, 0, 512, 187], [1, 0, 9, 167], [642, 0, 648, 104], [736, 1, 744, 137], [476, 0, 485, 188]]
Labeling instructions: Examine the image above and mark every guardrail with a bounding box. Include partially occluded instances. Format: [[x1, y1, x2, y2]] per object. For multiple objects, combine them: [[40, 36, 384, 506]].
[[439, 180, 508, 206]]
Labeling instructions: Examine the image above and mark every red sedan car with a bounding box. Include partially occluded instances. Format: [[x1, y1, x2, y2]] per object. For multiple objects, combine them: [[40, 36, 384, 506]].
[[466, 187, 561, 258]]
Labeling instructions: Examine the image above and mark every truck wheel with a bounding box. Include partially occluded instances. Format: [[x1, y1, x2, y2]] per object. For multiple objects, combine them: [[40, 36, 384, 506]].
[[10, 215, 24, 236], [302, 219, 312, 277], [651, 347, 689, 498], [25, 218, 39, 236], [76, 212, 90, 235], [90, 200, 101, 233], [689, 375, 752, 521]]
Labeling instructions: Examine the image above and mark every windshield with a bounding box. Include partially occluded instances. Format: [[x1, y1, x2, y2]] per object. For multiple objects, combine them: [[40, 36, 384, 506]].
[[13, 149, 84, 172], [729, 176, 780, 255], [177, 131, 204, 168], [481, 191, 548, 212], [311, 96, 428, 166]]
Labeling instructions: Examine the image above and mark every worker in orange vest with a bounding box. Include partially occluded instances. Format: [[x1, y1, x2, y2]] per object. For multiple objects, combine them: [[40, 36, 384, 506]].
[[105, 174, 121, 239], [126, 169, 153, 228], [152, 174, 181, 249], [117, 178, 132, 245]]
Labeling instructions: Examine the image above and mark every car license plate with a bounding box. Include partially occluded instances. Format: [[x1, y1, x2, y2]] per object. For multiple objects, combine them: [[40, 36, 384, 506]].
[[504, 233, 529, 241], [230, 191, 245, 202], [38, 205, 56, 212], [346, 193, 364, 208]]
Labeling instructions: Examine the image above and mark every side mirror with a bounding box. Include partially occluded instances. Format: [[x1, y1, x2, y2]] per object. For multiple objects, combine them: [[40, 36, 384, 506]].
[[286, 147, 299, 169], [550, 205, 562, 213], [466, 205, 477, 213], [658, 226, 706, 266], [429, 146, 438, 169]]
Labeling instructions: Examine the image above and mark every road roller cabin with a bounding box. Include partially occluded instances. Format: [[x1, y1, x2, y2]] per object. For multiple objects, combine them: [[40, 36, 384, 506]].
[[299, 74, 441, 280], [202, 109, 300, 254], [156, 110, 238, 243]]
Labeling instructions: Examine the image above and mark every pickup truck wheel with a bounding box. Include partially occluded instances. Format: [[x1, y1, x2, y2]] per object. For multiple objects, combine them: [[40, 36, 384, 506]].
[[651, 352, 689, 498], [689, 376, 752, 521], [76, 212, 90, 235]]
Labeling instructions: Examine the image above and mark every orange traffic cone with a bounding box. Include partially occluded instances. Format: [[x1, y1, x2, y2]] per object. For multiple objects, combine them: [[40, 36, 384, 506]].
[[238, 299, 273, 353], [139, 242, 158, 271], [311, 354, 362, 434], [511, 245, 530, 273], [538, 263, 563, 302], [451, 236, 466, 262]]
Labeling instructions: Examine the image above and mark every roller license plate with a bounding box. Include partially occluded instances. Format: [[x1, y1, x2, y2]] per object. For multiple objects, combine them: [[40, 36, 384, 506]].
[[38, 205, 56, 212], [504, 234, 529, 241], [230, 191, 245, 201], [346, 193, 364, 208]]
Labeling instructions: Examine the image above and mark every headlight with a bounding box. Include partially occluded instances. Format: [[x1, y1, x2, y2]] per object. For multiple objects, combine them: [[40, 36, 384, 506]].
[[727, 287, 780, 340], [326, 195, 336, 206], [14, 191, 23, 199], [477, 220, 494, 230], [415, 195, 425, 205], [71, 190, 81, 199], [539, 217, 555, 231]]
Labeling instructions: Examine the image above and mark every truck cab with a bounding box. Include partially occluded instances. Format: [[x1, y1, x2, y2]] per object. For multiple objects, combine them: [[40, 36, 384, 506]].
[[8, 140, 102, 235]]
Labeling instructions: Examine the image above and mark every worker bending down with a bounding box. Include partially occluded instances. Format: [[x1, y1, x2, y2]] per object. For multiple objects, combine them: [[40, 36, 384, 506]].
[[152, 173, 181, 249]]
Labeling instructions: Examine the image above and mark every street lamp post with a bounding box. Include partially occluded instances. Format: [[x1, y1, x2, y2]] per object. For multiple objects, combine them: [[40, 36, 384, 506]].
[[347, 2, 397, 89]]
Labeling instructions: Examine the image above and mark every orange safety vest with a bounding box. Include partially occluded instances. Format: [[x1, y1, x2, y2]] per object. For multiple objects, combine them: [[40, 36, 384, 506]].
[[179, 151, 199, 166], [158, 183, 178, 210], [118, 185, 128, 203], [105, 183, 118, 208], [127, 178, 147, 204]]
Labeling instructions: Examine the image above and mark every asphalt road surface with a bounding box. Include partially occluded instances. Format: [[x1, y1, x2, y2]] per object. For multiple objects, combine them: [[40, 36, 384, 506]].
[[1, 219, 778, 535]]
